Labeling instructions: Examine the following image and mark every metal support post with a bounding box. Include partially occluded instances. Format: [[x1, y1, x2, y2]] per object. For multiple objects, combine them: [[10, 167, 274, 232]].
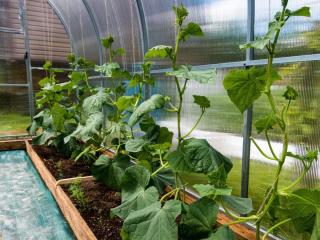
[[19, 0, 35, 119], [241, 0, 255, 199]]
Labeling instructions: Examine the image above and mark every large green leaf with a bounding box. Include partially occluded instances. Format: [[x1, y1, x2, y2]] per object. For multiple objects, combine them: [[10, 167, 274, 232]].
[[51, 103, 67, 132], [123, 200, 181, 240], [194, 184, 232, 197], [286, 189, 320, 238], [201, 226, 235, 240], [95, 62, 120, 77], [167, 65, 216, 84], [144, 45, 173, 60], [125, 139, 149, 153], [128, 94, 167, 127], [139, 114, 155, 132], [33, 130, 55, 145], [114, 96, 136, 112], [167, 138, 233, 174], [64, 112, 103, 143], [222, 195, 253, 215], [111, 165, 159, 219], [179, 197, 219, 239], [82, 89, 109, 116], [223, 67, 267, 113], [91, 155, 130, 190], [111, 186, 159, 219], [151, 168, 175, 193], [120, 165, 151, 201], [179, 22, 203, 41]]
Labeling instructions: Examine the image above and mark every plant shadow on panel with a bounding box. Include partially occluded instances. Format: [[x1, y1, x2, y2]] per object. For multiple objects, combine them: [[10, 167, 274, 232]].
[[28, 1, 319, 240]]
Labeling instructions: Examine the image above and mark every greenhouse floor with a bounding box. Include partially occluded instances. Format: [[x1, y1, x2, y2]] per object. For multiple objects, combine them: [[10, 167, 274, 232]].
[[0, 150, 74, 239]]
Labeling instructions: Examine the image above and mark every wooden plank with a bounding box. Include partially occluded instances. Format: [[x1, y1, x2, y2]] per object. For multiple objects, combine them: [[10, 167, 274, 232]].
[[25, 141, 97, 240], [0, 139, 29, 151], [56, 176, 95, 186]]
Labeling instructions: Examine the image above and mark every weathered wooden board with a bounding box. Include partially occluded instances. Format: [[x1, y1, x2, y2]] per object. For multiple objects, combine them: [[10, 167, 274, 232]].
[[25, 141, 97, 240], [0, 139, 29, 151]]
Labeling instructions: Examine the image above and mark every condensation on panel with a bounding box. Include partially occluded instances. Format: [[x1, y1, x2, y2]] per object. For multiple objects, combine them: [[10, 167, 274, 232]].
[[0, 87, 30, 136], [87, 0, 143, 72], [178, 0, 247, 65], [49, 0, 100, 63], [141, 0, 247, 69], [0, 0, 20, 28], [255, 0, 320, 59], [26, 0, 71, 64], [249, 61, 320, 212], [141, 0, 175, 69]]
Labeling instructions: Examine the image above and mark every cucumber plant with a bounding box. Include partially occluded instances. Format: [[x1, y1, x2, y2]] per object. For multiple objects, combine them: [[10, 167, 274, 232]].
[[223, 1, 319, 239], [29, 56, 95, 158], [105, 4, 251, 240]]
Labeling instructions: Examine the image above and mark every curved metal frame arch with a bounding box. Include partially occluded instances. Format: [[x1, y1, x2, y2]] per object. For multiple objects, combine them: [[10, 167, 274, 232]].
[[47, 0, 77, 55], [81, 0, 103, 65]]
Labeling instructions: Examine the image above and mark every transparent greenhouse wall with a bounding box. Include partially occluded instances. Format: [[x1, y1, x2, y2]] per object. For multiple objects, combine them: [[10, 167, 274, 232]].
[[86, 0, 143, 71], [141, 0, 247, 69], [151, 70, 243, 196], [0, 87, 30, 136], [48, 0, 101, 63]]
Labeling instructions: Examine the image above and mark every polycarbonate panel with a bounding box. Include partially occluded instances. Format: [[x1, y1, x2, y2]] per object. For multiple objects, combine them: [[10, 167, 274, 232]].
[[151, 68, 243, 196], [0, 87, 30, 136], [48, 0, 100, 63], [249, 61, 320, 213], [86, 0, 143, 71], [0, 60, 26, 84], [26, 1, 71, 65], [255, 0, 320, 59], [0, 32, 25, 60], [0, 0, 20, 28], [141, 0, 247, 69]]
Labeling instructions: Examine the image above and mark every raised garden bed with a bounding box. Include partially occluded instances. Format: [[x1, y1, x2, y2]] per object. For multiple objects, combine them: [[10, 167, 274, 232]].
[[22, 140, 257, 240]]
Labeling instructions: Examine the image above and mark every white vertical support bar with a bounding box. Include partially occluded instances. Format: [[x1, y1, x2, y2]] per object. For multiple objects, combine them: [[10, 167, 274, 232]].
[[241, 0, 255, 199], [19, 0, 35, 119]]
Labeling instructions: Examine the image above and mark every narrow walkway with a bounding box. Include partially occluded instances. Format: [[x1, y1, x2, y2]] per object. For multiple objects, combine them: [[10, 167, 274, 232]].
[[0, 150, 74, 240]]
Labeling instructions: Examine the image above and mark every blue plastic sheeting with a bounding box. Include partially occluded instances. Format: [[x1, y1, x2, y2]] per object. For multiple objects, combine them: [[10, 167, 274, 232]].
[[0, 150, 74, 240]]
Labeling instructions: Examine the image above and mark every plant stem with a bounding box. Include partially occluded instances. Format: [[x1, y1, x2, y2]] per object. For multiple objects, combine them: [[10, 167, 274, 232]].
[[262, 218, 291, 240], [265, 131, 279, 160], [182, 109, 205, 139], [151, 162, 169, 177], [280, 164, 311, 192], [160, 188, 177, 202], [251, 137, 277, 161]]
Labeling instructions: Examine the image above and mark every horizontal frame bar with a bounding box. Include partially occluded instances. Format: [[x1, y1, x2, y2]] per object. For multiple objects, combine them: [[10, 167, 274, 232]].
[[0, 83, 29, 87], [0, 26, 23, 34], [150, 53, 320, 73], [31, 66, 74, 71]]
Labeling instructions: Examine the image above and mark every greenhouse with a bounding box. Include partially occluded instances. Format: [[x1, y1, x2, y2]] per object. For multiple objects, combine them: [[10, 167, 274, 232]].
[[0, 0, 319, 239]]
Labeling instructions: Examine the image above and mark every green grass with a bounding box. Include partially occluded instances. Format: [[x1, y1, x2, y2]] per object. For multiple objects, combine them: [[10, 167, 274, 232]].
[[0, 112, 30, 136]]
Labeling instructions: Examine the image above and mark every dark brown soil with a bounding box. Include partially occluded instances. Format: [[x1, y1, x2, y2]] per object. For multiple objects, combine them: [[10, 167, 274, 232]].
[[63, 181, 122, 240], [33, 145, 91, 180]]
